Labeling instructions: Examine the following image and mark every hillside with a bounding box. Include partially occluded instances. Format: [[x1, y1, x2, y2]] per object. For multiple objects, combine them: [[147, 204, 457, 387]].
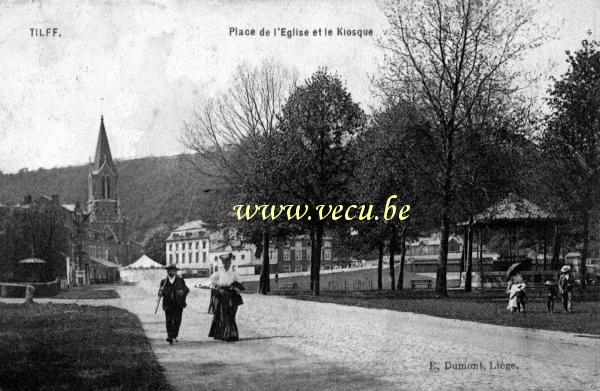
[[0, 155, 226, 242]]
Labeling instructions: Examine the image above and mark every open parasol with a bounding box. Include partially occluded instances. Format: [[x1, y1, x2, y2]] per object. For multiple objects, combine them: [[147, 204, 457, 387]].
[[18, 258, 47, 264], [506, 262, 522, 278]]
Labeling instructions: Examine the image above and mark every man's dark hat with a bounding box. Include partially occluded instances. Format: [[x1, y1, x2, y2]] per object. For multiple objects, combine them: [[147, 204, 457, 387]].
[[165, 263, 179, 271]]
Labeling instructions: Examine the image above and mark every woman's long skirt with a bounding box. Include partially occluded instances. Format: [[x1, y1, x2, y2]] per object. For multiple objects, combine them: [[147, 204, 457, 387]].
[[209, 287, 242, 341]]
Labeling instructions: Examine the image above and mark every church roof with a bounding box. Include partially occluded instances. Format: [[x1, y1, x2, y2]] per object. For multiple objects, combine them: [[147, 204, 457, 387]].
[[92, 115, 116, 171]]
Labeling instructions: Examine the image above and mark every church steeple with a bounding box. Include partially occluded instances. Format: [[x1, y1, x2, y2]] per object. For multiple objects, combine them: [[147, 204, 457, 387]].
[[88, 115, 119, 209], [93, 115, 115, 171]]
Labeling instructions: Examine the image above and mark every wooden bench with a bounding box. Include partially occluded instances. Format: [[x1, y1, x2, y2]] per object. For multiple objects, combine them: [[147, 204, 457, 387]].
[[410, 279, 432, 289], [277, 282, 299, 295], [0, 283, 35, 303]]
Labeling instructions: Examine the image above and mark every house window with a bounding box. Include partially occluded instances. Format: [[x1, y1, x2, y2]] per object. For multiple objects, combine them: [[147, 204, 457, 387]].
[[284, 240, 290, 247], [284, 266, 290, 273], [295, 266, 302, 273], [89, 246, 95, 258], [306, 250, 311, 261], [169, 254, 173, 263], [241, 254, 245, 260], [295, 250, 302, 261], [176, 253, 180, 263], [203, 241, 207, 249], [214, 256, 218, 261], [232, 266, 236, 271], [196, 252, 199, 263], [203, 253, 207, 263], [168, 243, 172, 251], [232, 255, 236, 260], [196, 241, 199, 249], [295, 240, 302, 249], [283, 250, 290, 261], [182, 242, 186, 251], [324, 241, 331, 248], [324, 249, 331, 261]]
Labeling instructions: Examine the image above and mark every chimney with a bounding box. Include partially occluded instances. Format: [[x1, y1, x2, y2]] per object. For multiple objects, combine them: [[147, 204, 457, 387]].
[[51, 194, 59, 205], [23, 195, 32, 204]]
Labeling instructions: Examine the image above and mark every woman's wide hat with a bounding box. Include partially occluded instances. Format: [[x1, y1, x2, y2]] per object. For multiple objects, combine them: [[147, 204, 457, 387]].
[[165, 263, 179, 271], [561, 265, 571, 273], [219, 253, 233, 262]]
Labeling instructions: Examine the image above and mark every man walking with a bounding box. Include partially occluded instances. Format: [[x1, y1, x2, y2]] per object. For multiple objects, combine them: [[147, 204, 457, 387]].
[[158, 264, 189, 344]]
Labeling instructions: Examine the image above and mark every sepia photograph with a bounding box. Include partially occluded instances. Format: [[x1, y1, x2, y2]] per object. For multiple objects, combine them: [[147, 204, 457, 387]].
[[1, 0, 600, 390]]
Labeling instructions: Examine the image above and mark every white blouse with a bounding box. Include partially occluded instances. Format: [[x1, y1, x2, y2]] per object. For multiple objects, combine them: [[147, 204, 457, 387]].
[[208, 268, 241, 288]]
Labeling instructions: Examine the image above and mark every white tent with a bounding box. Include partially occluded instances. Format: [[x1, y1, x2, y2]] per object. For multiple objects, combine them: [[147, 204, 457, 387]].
[[122, 255, 164, 270]]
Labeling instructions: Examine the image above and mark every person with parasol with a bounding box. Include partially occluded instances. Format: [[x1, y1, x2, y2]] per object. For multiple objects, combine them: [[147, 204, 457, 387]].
[[207, 253, 245, 342], [506, 263, 527, 312], [558, 265, 574, 313]]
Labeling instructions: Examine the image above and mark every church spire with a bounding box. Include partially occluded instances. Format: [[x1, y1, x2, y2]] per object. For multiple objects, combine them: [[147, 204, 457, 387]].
[[93, 115, 115, 171]]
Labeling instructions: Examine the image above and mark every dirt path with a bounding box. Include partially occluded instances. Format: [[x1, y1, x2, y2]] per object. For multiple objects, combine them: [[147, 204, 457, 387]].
[[3, 284, 599, 390]]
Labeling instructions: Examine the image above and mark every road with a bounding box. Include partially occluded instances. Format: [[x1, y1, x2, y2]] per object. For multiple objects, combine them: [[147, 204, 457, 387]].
[[3, 283, 599, 390]]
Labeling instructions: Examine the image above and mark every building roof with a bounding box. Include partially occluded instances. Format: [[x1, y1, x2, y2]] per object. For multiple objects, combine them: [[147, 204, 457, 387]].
[[173, 220, 207, 232], [89, 256, 120, 268], [464, 194, 564, 227], [122, 255, 164, 269], [92, 116, 116, 172]]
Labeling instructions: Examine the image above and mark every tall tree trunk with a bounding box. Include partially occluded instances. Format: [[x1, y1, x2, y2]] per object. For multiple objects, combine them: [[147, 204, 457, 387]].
[[581, 210, 589, 289], [436, 128, 454, 297], [551, 226, 561, 270], [436, 213, 450, 296], [465, 218, 474, 292], [312, 222, 324, 296], [309, 225, 315, 292], [258, 226, 270, 294], [389, 225, 396, 291], [397, 225, 407, 290], [377, 240, 384, 290]]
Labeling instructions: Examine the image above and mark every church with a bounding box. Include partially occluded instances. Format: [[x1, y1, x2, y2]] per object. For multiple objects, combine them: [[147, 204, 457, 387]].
[[77, 116, 133, 284]]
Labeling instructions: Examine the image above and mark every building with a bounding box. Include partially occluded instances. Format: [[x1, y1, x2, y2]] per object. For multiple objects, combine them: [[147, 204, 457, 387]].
[[78, 116, 130, 283], [406, 234, 498, 273], [165, 220, 212, 276], [271, 234, 333, 274]]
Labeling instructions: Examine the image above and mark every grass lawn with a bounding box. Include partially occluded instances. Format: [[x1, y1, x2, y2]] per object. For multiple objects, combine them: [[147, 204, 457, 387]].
[[291, 290, 600, 335], [0, 303, 172, 390], [243, 268, 460, 292], [54, 285, 120, 300]]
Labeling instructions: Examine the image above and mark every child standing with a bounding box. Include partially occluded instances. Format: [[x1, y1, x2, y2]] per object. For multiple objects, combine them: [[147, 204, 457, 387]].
[[545, 280, 557, 313]]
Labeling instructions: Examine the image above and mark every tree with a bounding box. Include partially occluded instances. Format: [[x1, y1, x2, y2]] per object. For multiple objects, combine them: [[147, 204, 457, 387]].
[[542, 36, 600, 287], [181, 60, 297, 294], [353, 103, 433, 290], [276, 69, 367, 296], [377, 0, 543, 295], [144, 225, 171, 265]]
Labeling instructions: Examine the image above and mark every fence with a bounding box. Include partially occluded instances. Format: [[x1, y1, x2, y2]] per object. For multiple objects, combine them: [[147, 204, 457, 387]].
[[326, 279, 374, 292], [0, 278, 61, 300]]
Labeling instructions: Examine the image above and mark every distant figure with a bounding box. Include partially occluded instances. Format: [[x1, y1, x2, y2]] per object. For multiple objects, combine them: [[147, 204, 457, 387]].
[[507, 283, 526, 312], [158, 264, 189, 344], [545, 280, 557, 314], [208, 253, 245, 342], [558, 265, 574, 313], [275, 272, 279, 286]]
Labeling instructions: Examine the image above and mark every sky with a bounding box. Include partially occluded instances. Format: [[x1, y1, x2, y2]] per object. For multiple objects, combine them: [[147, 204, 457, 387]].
[[0, 0, 599, 173]]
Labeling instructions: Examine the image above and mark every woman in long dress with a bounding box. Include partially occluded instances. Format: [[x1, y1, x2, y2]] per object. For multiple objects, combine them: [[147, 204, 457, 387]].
[[208, 253, 244, 341], [506, 271, 525, 312]]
